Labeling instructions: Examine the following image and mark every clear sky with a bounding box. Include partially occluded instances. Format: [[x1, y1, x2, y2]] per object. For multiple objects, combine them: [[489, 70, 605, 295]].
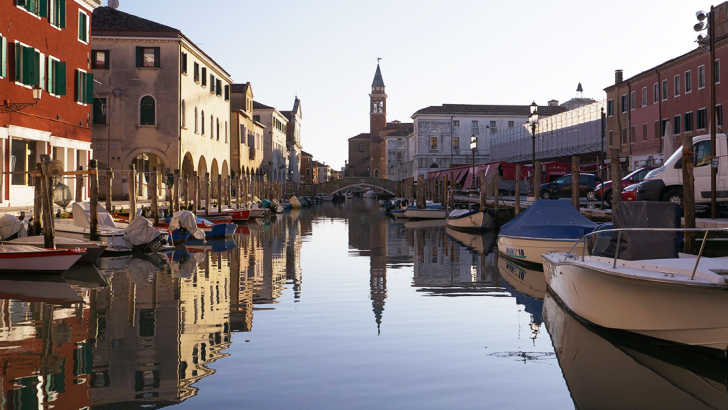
[[109, 0, 706, 169]]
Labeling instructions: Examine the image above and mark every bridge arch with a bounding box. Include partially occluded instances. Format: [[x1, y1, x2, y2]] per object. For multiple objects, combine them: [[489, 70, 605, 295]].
[[315, 177, 397, 196]]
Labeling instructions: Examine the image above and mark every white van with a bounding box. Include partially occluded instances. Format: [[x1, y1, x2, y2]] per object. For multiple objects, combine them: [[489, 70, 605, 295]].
[[636, 133, 728, 206]]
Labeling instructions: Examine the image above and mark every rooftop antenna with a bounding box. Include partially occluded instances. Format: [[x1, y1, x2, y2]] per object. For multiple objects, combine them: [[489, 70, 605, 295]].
[[108, 0, 119, 9]]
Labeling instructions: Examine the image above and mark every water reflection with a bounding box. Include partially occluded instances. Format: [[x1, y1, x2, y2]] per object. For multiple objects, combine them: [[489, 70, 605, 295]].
[[544, 293, 728, 409]]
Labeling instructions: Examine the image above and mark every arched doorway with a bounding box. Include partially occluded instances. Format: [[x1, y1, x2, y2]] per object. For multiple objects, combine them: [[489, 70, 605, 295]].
[[182, 152, 195, 178], [129, 152, 165, 200]]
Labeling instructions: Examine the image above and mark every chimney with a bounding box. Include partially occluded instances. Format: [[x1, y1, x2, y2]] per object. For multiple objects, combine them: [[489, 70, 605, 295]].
[[548, 100, 559, 107], [615, 70, 623, 84]]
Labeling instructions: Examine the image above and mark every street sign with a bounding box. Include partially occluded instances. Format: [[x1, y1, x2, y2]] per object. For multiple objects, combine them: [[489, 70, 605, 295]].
[[712, 158, 719, 168]]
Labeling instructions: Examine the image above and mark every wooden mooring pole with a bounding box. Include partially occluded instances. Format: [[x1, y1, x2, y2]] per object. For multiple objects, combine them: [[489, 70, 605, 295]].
[[40, 156, 55, 249], [682, 145, 696, 253], [151, 167, 159, 226], [204, 173, 210, 217], [33, 164, 42, 236], [129, 164, 136, 221], [173, 169, 180, 212], [88, 159, 99, 241], [105, 169, 113, 212], [75, 165, 84, 203]]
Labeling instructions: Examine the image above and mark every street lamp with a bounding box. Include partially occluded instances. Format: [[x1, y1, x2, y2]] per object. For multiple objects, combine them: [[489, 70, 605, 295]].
[[528, 101, 539, 199], [695, 7, 717, 219], [470, 134, 477, 189], [0, 85, 43, 113]]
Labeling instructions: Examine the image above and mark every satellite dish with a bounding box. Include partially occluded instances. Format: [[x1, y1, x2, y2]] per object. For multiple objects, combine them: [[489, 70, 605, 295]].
[[109, 0, 119, 9]]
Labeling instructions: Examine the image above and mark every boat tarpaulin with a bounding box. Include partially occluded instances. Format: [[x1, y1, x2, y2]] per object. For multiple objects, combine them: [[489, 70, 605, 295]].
[[168, 211, 206, 240], [72, 202, 117, 230], [124, 216, 164, 246], [499, 200, 597, 239], [0, 214, 26, 240], [599, 202, 681, 261]]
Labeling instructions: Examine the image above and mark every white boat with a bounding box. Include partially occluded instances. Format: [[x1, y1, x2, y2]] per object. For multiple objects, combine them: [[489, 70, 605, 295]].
[[402, 205, 447, 219], [497, 200, 597, 265], [344, 191, 354, 199], [0, 245, 83, 275], [446, 208, 494, 231], [5, 236, 106, 263], [362, 189, 377, 198]]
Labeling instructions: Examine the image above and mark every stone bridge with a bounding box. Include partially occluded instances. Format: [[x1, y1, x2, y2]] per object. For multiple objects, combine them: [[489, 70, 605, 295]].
[[315, 177, 397, 195]]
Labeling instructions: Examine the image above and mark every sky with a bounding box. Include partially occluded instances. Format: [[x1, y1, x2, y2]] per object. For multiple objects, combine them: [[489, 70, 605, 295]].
[[109, 0, 707, 170]]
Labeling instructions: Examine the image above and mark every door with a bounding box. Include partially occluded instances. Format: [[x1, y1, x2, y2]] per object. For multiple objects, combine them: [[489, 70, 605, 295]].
[[553, 175, 571, 198]]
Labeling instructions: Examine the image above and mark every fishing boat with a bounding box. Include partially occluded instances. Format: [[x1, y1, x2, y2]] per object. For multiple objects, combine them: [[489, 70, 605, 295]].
[[0, 245, 83, 275], [542, 202, 728, 351], [5, 236, 106, 263], [497, 200, 597, 264], [446, 208, 494, 231], [402, 203, 447, 219]]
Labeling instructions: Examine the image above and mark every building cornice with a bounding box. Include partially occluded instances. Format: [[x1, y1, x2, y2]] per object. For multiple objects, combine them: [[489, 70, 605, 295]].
[[74, 0, 101, 12]]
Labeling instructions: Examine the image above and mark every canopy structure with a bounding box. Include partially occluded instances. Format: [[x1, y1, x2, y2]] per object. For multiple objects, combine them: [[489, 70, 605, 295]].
[[499, 200, 597, 239]]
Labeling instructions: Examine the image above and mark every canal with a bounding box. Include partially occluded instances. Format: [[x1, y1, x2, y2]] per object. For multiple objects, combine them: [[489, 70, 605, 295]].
[[0, 198, 723, 409]]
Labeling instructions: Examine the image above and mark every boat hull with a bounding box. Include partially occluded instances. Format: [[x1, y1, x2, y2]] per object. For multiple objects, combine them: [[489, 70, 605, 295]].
[[55, 225, 131, 252], [402, 208, 446, 219], [543, 253, 728, 350], [0, 247, 83, 275], [446, 210, 494, 231], [497, 235, 579, 264], [203, 223, 237, 238]]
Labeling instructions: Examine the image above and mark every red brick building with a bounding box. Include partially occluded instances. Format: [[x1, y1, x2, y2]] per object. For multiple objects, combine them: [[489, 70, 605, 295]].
[[605, 2, 728, 173], [0, 0, 100, 207]]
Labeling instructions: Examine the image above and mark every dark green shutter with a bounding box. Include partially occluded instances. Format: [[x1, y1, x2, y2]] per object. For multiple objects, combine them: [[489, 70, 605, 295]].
[[14, 43, 21, 82], [85, 72, 93, 104], [56, 60, 66, 95], [75, 70, 81, 102], [39, 0, 47, 17], [23, 46, 34, 85], [136, 47, 143, 67], [153, 47, 160, 67], [59, 0, 65, 28], [17, 0, 26, 7], [32, 50, 40, 86]]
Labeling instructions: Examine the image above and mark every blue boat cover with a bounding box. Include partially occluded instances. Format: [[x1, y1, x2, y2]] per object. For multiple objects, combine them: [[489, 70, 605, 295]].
[[499, 200, 597, 239]]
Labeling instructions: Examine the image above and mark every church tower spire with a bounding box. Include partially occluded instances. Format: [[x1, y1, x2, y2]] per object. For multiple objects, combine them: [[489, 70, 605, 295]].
[[369, 63, 387, 178]]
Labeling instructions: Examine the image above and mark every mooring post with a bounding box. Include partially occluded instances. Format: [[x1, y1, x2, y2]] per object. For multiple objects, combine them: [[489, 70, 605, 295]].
[[572, 155, 580, 210], [442, 175, 449, 210], [183, 174, 189, 209], [217, 174, 222, 211], [194, 171, 201, 212], [682, 145, 696, 253], [493, 172, 500, 214], [75, 165, 83, 203], [205, 173, 210, 217], [151, 167, 159, 226], [88, 159, 99, 242], [610, 149, 622, 214], [33, 164, 42, 236], [190, 172, 197, 213], [129, 164, 137, 221], [173, 169, 180, 212], [40, 156, 54, 249], [105, 169, 113, 212], [480, 170, 486, 210]]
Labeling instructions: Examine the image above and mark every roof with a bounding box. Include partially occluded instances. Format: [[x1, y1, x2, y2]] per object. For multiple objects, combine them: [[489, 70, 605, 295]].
[[92, 7, 179, 33], [372, 64, 385, 87], [280, 111, 293, 122], [253, 101, 274, 110], [349, 133, 371, 140], [387, 129, 410, 137], [301, 151, 313, 157], [382, 122, 413, 131], [412, 104, 568, 117], [231, 83, 250, 93]]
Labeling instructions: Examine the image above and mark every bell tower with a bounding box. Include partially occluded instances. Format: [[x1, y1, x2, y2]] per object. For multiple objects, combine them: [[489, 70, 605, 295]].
[[369, 63, 387, 178]]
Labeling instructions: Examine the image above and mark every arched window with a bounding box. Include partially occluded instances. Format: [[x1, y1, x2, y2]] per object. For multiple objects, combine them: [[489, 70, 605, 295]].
[[181, 100, 186, 129], [216, 118, 220, 141], [140, 96, 156, 125], [194, 106, 198, 133], [201, 110, 205, 134], [374, 169, 380, 177]]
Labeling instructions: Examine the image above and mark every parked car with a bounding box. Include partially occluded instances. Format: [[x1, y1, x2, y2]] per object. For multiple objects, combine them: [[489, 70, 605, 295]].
[[637, 133, 727, 206], [540, 174, 600, 201], [595, 165, 658, 207], [621, 183, 639, 202]]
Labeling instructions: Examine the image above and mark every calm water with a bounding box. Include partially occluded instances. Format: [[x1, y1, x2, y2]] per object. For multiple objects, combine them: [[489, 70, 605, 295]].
[[0, 198, 725, 409]]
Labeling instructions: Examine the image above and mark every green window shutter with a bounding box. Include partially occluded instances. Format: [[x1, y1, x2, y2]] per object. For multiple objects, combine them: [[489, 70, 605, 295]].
[[56, 60, 66, 95], [135, 47, 143, 67], [47, 56, 53, 92], [23, 46, 34, 85], [32, 50, 40, 86], [15, 43, 21, 82], [39, 0, 47, 17], [59, 0, 65, 28], [85, 72, 93, 104], [1, 36, 6, 79], [75, 70, 82, 102]]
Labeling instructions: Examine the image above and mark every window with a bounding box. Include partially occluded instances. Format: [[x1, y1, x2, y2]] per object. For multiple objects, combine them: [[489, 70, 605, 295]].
[[716, 59, 721, 84], [694, 140, 713, 167], [0, 35, 6, 79], [630, 91, 636, 110], [607, 99, 613, 116], [216, 118, 219, 140], [685, 111, 693, 133], [699, 65, 705, 89], [620, 95, 627, 113], [181, 100, 186, 128], [358, 142, 364, 152], [508, 121, 514, 127], [201, 67, 207, 86], [49, 0, 66, 29], [136, 47, 159, 68], [674, 114, 681, 134], [210, 74, 215, 94], [78, 11, 88, 43], [180, 52, 187, 75], [47, 56, 66, 95], [11, 138, 36, 186], [621, 128, 627, 145], [216, 79, 222, 97], [630, 126, 636, 143], [453, 137, 459, 150], [193, 62, 200, 82], [210, 116, 213, 139], [489, 120, 496, 127], [453, 120, 459, 126], [717, 105, 723, 126], [472, 121, 478, 127], [642, 123, 648, 142], [75, 69, 93, 104], [697, 108, 707, 129], [194, 107, 198, 133], [14, 42, 41, 87], [685, 70, 692, 93], [224, 85, 230, 101], [609, 130, 614, 147], [430, 137, 438, 150], [641, 87, 647, 107], [661, 79, 668, 101], [140, 96, 155, 125], [93, 98, 106, 124], [201, 110, 205, 134], [674, 74, 680, 97], [92, 50, 109, 69], [653, 83, 659, 103]]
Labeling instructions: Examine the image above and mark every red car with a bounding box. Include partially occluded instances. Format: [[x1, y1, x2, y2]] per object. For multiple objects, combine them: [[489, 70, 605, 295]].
[[595, 165, 658, 207], [621, 183, 639, 202]]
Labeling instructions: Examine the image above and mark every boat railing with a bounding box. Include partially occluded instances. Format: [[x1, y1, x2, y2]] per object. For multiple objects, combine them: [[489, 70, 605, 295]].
[[566, 227, 728, 280]]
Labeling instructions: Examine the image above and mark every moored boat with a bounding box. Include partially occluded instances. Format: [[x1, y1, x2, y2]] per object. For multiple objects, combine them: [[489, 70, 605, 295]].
[[446, 208, 494, 231], [6, 236, 106, 263], [402, 204, 446, 219], [497, 200, 597, 264], [0, 245, 83, 275]]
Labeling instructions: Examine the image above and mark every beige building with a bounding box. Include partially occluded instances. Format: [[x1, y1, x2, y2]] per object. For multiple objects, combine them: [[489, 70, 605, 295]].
[[230, 83, 265, 179], [91, 7, 232, 199], [253, 102, 288, 182]]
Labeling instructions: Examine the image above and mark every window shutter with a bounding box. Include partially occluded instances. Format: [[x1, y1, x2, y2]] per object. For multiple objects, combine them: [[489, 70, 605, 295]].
[[47, 56, 53, 92], [23, 46, 34, 85], [32, 50, 40, 86], [216, 79, 221, 96], [56, 60, 66, 95], [38, 52, 45, 89], [59, 0, 65, 28], [210, 75, 214, 93], [14, 43, 20, 82], [0, 36, 6, 79], [136, 47, 143, 67], [39, 0, 47, 17], [181, 52, 187, 74], [75, 69, 82, 102], [224, 85, 229, 101], [85, 72, 94, 104], [153, 47, 160, 67], [104, 50, 110, 69]]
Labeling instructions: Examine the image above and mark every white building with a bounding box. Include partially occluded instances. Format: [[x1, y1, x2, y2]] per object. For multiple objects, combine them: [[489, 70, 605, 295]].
[[253, 102, 288, 182]]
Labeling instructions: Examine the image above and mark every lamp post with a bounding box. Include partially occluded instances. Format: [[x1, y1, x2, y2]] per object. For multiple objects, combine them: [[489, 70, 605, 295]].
[[470, 134, 477, 189], [528, 101, 539, 200], [0, 85, 43, 113], [695, 8, 717, 219]]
